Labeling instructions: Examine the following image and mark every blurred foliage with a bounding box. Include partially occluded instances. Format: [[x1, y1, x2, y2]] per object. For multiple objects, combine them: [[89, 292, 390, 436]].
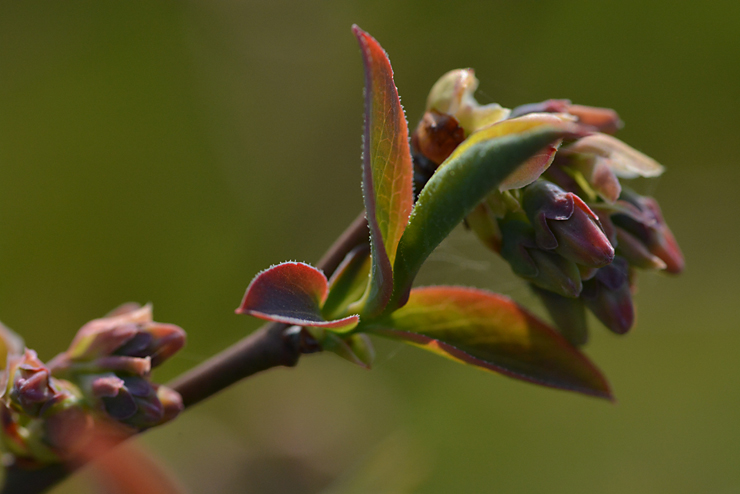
[[0, 1, 738, 493]]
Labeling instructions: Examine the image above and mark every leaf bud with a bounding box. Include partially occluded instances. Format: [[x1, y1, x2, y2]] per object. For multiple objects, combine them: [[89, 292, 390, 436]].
[[530, 284, 589, 347]]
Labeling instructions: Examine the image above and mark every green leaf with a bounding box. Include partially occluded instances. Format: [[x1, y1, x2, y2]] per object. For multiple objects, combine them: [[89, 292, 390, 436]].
[[322, 332, 375, 369], [389, 119, 587, 310], [0, 321, 23, 370], [236, 262, 359, 331], [352, 25, 414, 317], [363, 286, 612, 399], [323, 245, 371, 320]]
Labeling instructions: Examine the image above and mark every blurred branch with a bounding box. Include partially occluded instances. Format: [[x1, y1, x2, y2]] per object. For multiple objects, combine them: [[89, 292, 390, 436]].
[[1, 211, 369, 494]]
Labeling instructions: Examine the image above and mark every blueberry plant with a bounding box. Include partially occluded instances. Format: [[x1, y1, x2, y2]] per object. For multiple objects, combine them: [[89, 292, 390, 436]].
[[0, 26, 682, 493]]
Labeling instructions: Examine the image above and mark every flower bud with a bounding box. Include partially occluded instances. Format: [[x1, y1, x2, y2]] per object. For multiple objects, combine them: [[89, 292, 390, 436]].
[[1, 351, 90, 464], [411, 111, 465, 166], [510, 100, 623, 134], [500, 219, 582, 298], [531, 285, 589, 347], [5, 350, 60, 417], [52, 304, 185, 374], [581, 257, 635, 334], [523, 181, 614, 268], [156, 384, 183, 425], [426, 68, 510, 134], [87, 374, 170, 429], [560, 133, 665, 203], [614, 227, 667, 270], [613, 190, 684, 274]]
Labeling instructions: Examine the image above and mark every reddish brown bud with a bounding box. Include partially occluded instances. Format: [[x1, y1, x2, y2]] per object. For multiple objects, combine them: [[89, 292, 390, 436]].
[[412, 111, 465, 166]]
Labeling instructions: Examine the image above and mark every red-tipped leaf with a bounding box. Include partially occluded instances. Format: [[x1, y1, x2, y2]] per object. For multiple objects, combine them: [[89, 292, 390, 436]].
[[364, 286, 612, 399], [353, 25, 414, 316], [237, 262, 359, 331]]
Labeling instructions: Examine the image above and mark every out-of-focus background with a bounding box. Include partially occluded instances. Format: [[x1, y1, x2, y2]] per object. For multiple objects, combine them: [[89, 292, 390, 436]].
[[1, 1, 738, 493]]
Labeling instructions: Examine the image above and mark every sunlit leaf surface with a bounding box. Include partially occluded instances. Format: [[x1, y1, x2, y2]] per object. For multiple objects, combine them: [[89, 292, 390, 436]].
[[353, 25, 414, 316], [365, 286, 612, 399], [451, 114, 568, 190]]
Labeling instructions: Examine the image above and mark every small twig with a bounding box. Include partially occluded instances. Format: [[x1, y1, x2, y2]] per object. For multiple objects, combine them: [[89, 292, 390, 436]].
[[169, 321, 294, 408], [170, 210, 368, 407], [316, 211, 370, 277], [1, 211, 369, 494]]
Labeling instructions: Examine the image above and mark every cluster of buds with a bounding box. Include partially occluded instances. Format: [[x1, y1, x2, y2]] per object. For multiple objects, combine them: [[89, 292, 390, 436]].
[[0, 304, 185, 466], [412, 69, 683, 345]]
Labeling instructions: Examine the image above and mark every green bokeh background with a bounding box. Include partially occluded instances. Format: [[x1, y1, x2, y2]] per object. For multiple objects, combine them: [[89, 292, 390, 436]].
[[1, 1, 738, 493]]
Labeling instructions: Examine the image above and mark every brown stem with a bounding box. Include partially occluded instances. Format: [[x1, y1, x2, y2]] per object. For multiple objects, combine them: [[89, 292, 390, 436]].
[[1, 211, 369, 494], [170, 321, 293, 408]]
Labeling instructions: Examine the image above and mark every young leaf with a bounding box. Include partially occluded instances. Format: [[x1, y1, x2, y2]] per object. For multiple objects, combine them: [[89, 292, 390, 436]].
[[323, 245, 372, 320], [236, 262, 359, 331], [322, 332, 375, 369], [452, 114, 567, 191], [363, 286, 612, 399], [389, 120, 588, 310], [353, 25, 414, 316]]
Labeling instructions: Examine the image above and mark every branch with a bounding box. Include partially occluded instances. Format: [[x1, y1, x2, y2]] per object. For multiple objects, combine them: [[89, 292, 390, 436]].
[[171, 210, 369, 407], [1, 211, 369, 494]]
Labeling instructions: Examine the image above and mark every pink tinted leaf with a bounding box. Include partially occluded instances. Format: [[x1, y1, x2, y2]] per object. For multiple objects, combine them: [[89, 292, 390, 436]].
[[353, 25, 414, 316], [237, 262, 359, 331], [366, 286, 612, 399]]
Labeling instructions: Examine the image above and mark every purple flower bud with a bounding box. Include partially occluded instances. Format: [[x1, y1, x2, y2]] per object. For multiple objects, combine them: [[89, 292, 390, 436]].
[[114, 323, 185, 368], [614, 191, 684, 274], [581, 257, 635, 334], [615, 228, 667, 270], [500, 219, 583, 298], [523, 181, 615, 268], [52, 304, 186, 373], [88, 374, 166, 428], [531, 285, 589, 347], [5, 350, 59, 417]]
